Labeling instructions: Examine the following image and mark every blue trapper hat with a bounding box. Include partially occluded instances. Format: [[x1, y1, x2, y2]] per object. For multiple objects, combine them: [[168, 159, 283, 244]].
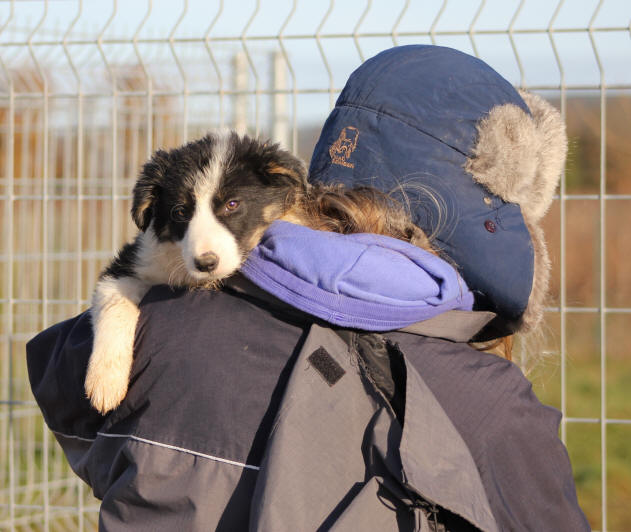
[[309, 45, 567, 338]]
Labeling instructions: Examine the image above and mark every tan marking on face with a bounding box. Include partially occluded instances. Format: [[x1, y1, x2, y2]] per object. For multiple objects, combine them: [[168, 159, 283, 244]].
[[262, 203, 285, 223], [244, 224, 270, 252], [279, 206, 308, 227]]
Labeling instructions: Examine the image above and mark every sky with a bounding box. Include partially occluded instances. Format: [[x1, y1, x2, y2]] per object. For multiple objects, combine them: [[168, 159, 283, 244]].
[[0, 0, 629, 126]]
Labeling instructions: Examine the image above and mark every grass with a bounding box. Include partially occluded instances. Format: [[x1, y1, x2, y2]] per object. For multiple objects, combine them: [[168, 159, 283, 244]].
[[530, 332, 631, 531]]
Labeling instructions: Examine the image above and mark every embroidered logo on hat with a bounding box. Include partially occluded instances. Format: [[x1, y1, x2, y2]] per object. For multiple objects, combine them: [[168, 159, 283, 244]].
[[329, 126, 359, 168]]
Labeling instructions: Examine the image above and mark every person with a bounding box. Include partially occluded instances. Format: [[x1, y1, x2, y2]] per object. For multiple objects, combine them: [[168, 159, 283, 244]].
[[27, 45, 589, 531]]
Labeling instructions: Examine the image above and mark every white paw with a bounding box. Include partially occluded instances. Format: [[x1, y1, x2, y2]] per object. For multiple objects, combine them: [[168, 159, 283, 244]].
[[88, 276, 144, 414], [85, 344, 133, 414]]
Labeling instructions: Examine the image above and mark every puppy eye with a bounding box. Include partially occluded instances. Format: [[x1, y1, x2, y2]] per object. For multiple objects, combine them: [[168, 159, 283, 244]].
[[225, 200, 240, 213], [170, 205, 190, 222]]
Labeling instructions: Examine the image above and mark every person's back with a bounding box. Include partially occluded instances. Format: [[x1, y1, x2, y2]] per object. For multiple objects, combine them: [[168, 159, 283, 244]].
[[28, 278, 588, 530], [27, 45, 589, 531]]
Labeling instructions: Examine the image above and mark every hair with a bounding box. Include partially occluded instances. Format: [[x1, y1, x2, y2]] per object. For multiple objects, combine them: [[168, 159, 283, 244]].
[[470, 336, 514, 362], [294, 183, 434, 252]]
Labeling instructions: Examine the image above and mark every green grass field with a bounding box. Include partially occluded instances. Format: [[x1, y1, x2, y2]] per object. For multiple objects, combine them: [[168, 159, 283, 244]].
[[530, 314, 631, 531]]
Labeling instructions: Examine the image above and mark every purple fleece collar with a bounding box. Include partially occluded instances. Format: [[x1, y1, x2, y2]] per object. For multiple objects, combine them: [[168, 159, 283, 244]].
[[240, 221, 473, 331]]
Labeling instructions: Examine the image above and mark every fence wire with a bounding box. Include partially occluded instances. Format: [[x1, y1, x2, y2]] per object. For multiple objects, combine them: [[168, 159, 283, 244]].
[[0, 0, 630, 530]]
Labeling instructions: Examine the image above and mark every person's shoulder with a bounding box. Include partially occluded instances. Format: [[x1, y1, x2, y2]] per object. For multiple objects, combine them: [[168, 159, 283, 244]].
[[139, 284, 226, 316], [391, 332, 559, 438], [392, 334, 589, 530], [136, 284, 269, 342], [393, 332, 532, 396]]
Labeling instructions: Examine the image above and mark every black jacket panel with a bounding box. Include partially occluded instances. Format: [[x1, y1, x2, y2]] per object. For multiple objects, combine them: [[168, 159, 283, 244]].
[[26, 285, 590, 531]]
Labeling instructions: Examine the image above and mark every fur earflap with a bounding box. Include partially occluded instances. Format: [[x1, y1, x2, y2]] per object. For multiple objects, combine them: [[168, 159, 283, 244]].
[[465, 91, 567, 222], [520, 220, 551, 333], [465, 91, 567, 334]]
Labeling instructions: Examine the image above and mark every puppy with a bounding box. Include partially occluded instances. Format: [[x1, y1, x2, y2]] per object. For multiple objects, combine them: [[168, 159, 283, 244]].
[[86, 131, 307, 413], [87, 130, 435, 413]]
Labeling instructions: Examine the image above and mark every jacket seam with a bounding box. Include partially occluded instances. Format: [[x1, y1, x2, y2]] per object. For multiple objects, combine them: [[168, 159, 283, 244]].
[[97, 432, 261, 471], [53, 430, 260, 471], [52, 430, 95, 442]]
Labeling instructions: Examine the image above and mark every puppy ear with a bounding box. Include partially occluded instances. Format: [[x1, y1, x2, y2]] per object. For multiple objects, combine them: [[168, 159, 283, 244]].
[[131, 149, 169, 231], [264, 145, 308, 188]]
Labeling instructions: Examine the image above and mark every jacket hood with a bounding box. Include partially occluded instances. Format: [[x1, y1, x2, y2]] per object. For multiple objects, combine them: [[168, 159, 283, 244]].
[[308, 45, 566, 339], [240, 221, 473, 331]]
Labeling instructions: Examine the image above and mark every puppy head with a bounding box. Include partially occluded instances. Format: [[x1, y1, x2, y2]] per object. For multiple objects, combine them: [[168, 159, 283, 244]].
[[131, 132, 307, 282]]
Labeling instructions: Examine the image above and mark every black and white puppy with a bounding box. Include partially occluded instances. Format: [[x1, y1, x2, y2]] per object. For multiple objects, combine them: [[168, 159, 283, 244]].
[[86, 131, 307, 413]]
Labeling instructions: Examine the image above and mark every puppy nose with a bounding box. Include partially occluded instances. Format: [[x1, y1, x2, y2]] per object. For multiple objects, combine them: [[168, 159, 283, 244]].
[[194, 252, 219, 272]]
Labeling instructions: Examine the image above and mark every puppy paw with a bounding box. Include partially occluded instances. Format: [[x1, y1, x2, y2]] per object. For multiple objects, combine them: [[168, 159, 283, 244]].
[[85, 345, 133, 414], [88, 276, 143, 414]]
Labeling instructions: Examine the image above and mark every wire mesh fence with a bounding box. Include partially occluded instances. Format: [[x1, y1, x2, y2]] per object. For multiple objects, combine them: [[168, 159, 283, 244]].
[[0, 0, 630, 530]]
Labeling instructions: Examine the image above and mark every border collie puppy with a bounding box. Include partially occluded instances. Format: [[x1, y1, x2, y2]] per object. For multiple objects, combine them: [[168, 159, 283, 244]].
[[86, 131, 307, 413]]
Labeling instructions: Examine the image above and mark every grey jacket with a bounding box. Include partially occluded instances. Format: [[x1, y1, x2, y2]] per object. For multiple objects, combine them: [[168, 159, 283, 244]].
[[27, 280, 589, 531]]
